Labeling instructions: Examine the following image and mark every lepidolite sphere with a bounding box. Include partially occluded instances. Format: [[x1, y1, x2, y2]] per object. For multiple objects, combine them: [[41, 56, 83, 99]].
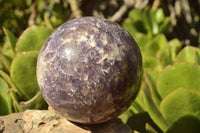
[[37, 17, 143, 124]]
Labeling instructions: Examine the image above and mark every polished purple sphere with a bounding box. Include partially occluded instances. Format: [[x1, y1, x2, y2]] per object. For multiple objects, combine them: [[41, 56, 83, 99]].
[[37, 17, 143, 124]]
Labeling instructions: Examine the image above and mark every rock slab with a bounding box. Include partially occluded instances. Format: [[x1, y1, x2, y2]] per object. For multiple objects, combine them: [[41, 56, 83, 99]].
[[0, 110, 131, 133]]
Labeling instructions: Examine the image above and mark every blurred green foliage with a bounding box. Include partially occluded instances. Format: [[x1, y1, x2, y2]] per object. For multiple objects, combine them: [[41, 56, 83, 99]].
[[123, 8, 170, 38], [120, 8, 200, 133], [0, 0, 69, 45], [0, 0, 200, 132], [0, 25, 52, 114]]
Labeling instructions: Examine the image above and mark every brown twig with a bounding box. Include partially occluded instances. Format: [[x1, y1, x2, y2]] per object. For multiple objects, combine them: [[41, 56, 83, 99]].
[[109, 0, 134, 22], [181, 0, 192, 24], [68, 0, 83, 18], [109, 4, 128, 22], [152, 0, 160, 10], [134, 0, 149, 9], [28, 0, 36, 26]]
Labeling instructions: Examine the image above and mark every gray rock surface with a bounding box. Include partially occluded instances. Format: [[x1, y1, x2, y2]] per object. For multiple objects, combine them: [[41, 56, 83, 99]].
[[0, 110, 131, 133]]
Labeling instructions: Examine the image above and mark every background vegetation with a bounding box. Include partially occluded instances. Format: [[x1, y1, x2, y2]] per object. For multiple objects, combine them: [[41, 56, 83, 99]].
[[0, 0, 200, 132]]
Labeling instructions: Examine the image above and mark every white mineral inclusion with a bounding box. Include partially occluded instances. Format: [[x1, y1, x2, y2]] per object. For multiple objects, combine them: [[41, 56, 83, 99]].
[[89, 35, 95, 43], [70, 26, 77, 30], [65, 48, 73, 60]]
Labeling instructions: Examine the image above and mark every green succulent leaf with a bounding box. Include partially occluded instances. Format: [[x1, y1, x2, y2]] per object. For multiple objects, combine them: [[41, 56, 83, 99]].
[[125, 8, 170, 38], [119, 107, 135, 124], [44, 15, 53, 30], [195, 51, 200, 65], [161, 88, 200, 124], [146, 123, 160, 133], [157, 63, 200, 98], [128, 9, 143, 21], [149, 9, 159, 35], [141, 34, 169, 60], [19, 91, 48, 111], [176, 46, 200, 64], [2, 49, 15, 59], [155, 8, 165, 24], [146, 71, 160, 83], [0, 54, 12, 72], [3, 27, 17, 52], [0, 70, 12, 87], [156, 48, 172, 67], [157, 47, 170, 61], [134, 33, 151, 48], [144, 73, 162, 105], [142, 81, 169, 132], [122, 20, 137, 37], [15, 26, 52, 52], [134, 20, 148, 34], [132, 90, 146, 113], [166, 115, 200, 133], [143, 9, 153, 37], [147, 34, 168, 54], [159, 17, 170, 34], [168, 39, 182, 61], [0, 77, 12, 115], [143, 57, 162, 71], [10, 51, 40, 100], [9, 89, 20, 112], [161, 57, 172, 68], [0, 61, 4, 70], [0, 70, 19, 94]]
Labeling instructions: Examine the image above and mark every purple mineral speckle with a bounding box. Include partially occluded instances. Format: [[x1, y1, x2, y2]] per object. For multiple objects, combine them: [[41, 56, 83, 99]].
[[37, 17, 143, 124]]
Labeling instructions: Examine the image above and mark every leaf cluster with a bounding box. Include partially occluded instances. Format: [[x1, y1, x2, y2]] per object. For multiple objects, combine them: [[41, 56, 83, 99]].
[[0, 1, 200, 132], [0, 20, 53, 115], [120, 8, 200, 133]]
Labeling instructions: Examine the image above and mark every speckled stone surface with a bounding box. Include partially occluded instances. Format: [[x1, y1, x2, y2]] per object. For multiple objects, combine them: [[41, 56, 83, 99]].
[[37, 17, 143, 124], [0, 110, 132, 133]]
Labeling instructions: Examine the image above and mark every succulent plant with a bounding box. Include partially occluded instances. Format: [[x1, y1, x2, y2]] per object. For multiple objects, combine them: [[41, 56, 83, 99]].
[[37, 17, 143, 124], [0, 24, 53, 115], [118, 8, 200, 132], [1, 6, 200, 132], [120, 45, 200, 132]]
